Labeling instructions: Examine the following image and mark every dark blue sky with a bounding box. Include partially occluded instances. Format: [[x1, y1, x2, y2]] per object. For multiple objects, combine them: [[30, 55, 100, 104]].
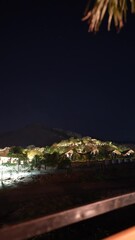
[[0, 0, 135, 142]]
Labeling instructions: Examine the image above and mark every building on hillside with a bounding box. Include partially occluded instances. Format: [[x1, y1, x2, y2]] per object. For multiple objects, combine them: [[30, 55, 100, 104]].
[[122, 149, 134, 157], [0, 147, 19, 165], [0, 147, 10, 157], [65, 150, 74, 159], [112, 149, 121, 157], [0, 156, 19, 164]]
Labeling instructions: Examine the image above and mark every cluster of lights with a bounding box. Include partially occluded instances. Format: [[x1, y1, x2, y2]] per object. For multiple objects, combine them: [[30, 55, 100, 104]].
[[0, 164, 38, 188]]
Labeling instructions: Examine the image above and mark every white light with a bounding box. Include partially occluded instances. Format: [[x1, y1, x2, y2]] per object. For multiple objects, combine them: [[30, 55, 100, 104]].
[[0, 165, 56, 189]]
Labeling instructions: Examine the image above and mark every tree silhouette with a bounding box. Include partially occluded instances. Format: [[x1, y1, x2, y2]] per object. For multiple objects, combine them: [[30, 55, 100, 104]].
[[83, 0, 135, 32]]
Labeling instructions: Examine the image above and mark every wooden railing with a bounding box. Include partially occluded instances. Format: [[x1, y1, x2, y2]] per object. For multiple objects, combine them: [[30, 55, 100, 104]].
[[0, 192, 135, 240]]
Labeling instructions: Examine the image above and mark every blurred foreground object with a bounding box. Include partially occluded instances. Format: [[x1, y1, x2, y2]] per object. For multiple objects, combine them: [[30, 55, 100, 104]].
[[82, 0, 135, 32]]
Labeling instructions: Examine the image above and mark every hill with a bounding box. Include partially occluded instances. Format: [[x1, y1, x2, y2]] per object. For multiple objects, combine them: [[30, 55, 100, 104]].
[[0, 124, 81, 148]]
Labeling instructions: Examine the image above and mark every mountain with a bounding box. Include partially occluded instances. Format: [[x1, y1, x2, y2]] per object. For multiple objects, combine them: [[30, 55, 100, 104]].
[[0, 124, 82, 148]]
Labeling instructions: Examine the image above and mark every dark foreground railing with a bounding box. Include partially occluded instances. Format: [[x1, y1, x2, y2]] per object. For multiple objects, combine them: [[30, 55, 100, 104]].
[[0, 192, 135, 240]]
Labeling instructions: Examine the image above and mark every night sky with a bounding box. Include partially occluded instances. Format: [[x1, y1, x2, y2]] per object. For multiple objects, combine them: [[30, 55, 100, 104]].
[[0, 0, 135, 142]]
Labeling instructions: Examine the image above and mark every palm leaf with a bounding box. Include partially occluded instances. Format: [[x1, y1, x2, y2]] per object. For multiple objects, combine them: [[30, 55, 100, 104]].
[[82, 0, 135, 32]]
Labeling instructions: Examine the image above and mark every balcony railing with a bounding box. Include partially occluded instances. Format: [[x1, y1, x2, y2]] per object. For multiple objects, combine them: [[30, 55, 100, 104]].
[[0, 192, 135, 240]]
